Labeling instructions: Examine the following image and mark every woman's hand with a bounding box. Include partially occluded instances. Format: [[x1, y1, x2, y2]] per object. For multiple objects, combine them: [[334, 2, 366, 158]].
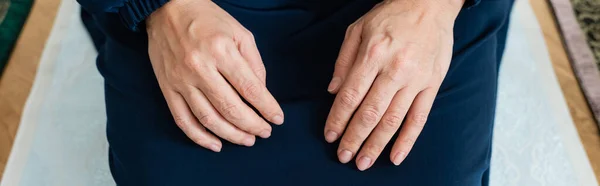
[[324, 0, 463, 171], [147, 0, 284, 152]]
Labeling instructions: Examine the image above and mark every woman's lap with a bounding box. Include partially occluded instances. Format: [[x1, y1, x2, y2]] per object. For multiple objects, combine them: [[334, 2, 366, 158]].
[[96, 0, 514, 185]]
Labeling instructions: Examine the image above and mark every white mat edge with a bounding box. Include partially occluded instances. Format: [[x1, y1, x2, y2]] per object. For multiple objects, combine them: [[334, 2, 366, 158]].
[[517, 0, 598, 185]]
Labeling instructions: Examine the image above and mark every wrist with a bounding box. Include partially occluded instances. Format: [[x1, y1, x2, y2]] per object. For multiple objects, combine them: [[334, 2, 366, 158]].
[[384, 0, 463, 28], [145, 0, 211, 31], [385, 0, 464, 17]]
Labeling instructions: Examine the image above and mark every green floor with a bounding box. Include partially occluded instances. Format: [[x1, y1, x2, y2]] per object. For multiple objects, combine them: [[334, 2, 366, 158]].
[[0, 0, 34, 76]]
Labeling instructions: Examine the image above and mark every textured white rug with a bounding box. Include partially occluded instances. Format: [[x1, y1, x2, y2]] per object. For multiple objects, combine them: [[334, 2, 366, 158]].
[[1, 0, 597, 185]]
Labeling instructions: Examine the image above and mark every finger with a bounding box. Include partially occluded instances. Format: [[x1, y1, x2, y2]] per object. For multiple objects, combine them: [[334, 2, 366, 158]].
[[238, 32, 266, 83], [163, 89, 222, 152], [324, 43, 379, 144], [197, 68, 273, 138], [219, 48, 284, 125], [336, 74, 403, 167], [328, 22, 363, 93], [354, 88, 417, 170], [182, 87, 256, 147], [390, 87, 437, 166]]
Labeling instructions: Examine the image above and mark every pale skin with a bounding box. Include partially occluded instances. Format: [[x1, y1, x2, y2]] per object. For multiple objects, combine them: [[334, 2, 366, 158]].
[[146, 0, 464, 171]]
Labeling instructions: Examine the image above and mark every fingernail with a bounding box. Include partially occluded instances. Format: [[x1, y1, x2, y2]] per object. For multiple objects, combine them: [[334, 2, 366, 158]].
[[338, 149, 353, 163], [272, 114, 284, 125], [243, 137, 255, 147], [259, 129, 271, 138], [209, 143, 221, 152], [325, 130, 338, 143], [357, 156, 372, 171], [327, 77, 341, 93], [393, 151, 406, 166]]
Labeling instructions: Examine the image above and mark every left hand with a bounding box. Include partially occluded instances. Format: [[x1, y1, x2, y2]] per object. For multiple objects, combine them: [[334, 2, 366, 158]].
[[324, 0, 464, 171]]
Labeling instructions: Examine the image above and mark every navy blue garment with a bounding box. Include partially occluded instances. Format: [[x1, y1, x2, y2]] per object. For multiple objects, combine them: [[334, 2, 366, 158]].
[[78, 0, 514, 185]]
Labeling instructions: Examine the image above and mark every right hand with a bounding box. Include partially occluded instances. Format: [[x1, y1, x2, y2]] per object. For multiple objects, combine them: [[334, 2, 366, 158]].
[[146, 0, 284, 152]]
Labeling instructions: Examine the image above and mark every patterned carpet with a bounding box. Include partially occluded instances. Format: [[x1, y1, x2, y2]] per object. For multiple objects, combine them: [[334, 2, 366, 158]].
[[549, 0, 600, 128], [0, 0, 34, 76], [572, 0, 600, 68]]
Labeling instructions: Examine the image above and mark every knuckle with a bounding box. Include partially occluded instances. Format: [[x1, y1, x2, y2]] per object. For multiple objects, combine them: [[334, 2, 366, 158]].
[[326, 115, 346, 129], [208, 33, 231, 44], [341, 134, 361, 147], [336, 54, 353, 68], [207, 34, 232, 52], [164, 72, 184, 85], [338, 88, 361, 108], [365, 35, 393, 60], [396, 103, 411, 113], [172, 114, 210, 147], [362, 143, 384, 155], [381, 71, 403, 84], [199, 85, 217, 97], [358, 106, 380, 124], [197, 114, 215, 128], [344, 25, 355, 39], [367, 42, 386, 59], [254, 67, 267, 77], [386, 61, 409, 82], [401, 137, 416, 147], [173, 115, 189, 129], [240, 81, 262, 101], [245, 30, 255, 40], [182, 52, 203, 71], [328, 121, 344, 130], [219, 102, 242, 121], [410, 112, 428, 126], [391, 56, 417, 73], [344, 26, 352, 37], [350, 23, 362, 34], [381, 114, 402, 130]]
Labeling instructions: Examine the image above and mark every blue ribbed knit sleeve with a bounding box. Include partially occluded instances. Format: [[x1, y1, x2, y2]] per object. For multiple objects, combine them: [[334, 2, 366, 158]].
[[77, 0, 480, 32], [77, 0, 170, 31]]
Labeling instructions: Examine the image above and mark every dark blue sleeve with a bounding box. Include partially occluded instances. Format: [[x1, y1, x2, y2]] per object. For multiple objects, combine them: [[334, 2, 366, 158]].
[[77, 0, 479, 32], [463, 0, 481, 9], [77, 0, 170, 31]]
